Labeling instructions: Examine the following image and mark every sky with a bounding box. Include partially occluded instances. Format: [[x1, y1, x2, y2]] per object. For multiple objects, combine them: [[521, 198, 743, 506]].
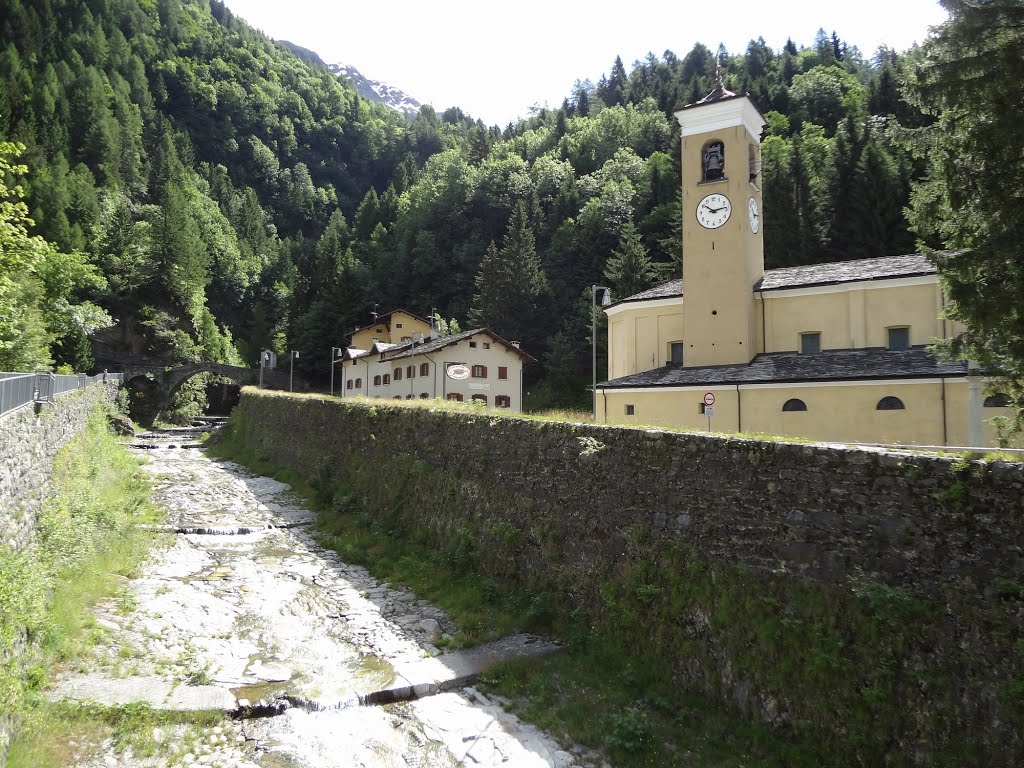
[[223, 0, 950, 127]]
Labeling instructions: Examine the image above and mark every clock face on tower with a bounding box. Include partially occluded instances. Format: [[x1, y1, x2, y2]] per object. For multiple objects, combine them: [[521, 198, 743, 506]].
[[696, 193, 731, 229], [748, 197, 760, 234]]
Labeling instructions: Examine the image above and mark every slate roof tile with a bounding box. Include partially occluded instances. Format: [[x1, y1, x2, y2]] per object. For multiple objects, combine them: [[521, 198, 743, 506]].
[[380, 328, 537, 363], [597, 347, 967, 389], [613, 253, 939, 307]]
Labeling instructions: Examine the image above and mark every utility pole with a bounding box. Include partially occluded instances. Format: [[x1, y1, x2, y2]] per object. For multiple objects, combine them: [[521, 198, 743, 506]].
[[591, 285, 612, 421], [329, 347, 343, 396]]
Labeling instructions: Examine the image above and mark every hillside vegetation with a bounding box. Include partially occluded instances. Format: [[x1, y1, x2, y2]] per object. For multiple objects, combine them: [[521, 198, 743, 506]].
[[0, 0, 935, 404]]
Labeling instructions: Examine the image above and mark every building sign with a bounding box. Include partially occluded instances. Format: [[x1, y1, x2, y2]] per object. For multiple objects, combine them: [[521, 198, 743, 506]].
[[447, 364, 470, 380], [468, 383, 491, 390]]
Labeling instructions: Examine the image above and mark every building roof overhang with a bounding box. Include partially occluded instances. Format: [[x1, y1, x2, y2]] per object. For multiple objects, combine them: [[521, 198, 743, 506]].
[[596, 347, 970, 390]]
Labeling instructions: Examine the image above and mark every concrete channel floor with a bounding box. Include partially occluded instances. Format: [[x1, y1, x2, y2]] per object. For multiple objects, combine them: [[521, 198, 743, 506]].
[[45, 425, 596, 768]]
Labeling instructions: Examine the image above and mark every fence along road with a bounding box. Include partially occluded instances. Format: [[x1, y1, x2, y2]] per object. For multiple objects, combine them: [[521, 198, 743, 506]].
[[0, 371, 123, 417]]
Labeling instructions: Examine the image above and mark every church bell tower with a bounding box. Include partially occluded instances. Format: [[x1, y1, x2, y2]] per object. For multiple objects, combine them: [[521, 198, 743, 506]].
[[675, 70, 766, 367]]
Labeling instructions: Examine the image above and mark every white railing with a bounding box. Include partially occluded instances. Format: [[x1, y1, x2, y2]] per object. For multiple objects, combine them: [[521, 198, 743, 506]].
[[0, 371, 123, 417]]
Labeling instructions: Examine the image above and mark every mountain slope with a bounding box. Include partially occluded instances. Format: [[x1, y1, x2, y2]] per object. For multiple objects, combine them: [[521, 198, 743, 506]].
[[329, 62, 422, 122]]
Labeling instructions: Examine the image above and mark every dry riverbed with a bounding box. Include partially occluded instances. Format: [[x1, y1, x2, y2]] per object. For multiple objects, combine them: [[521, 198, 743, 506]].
[[45, 424, 599, 768]]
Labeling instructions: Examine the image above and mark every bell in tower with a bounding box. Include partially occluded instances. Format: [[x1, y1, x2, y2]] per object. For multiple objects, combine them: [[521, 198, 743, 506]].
[[702, 141, 725, 182]]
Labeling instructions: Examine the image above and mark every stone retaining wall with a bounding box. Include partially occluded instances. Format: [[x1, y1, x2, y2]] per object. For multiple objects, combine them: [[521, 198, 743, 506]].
[[0, 384, 118, 551], [229, 390, 1024, 764], [0, 383, 118, 766]]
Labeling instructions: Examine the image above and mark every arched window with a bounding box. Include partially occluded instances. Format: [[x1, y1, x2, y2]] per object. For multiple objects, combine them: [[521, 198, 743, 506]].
[[346, 380, 353, 390], [702, 140, 725, 182], [748, 143, 758, 181], [420, 362, 429, 376], [782, 398, 807, 412], [355, 378, 362, 388], [985, 393, 1010, 407], [876, 396, 905, 410]]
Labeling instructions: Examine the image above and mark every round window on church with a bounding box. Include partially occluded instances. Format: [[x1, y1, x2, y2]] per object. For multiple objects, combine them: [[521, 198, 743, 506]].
[[782, 398, 807, 412]]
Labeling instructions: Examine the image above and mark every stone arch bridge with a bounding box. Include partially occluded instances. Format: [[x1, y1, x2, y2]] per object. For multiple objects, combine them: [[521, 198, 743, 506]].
[[118, 362, 307, 422]]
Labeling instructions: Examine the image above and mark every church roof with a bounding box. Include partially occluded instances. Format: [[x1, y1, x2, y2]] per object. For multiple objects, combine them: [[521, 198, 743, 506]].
[[597, 347, 968, 390], [612, 253, 939, 307], [756, 253, 937, 291]]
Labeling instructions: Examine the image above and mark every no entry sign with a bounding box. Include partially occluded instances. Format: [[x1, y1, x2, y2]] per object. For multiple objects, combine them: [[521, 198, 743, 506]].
[[703, 392, 716, 407]]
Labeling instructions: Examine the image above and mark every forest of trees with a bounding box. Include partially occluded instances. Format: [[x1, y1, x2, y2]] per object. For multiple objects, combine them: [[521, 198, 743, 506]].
[[0, 0, 1000, 412]]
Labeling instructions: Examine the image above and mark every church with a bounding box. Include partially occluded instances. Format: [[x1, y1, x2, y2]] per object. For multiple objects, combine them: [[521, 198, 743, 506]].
[[596, 79, 1008, 447]]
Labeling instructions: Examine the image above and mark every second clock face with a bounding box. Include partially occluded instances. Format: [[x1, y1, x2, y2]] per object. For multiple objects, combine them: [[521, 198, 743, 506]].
[[748, 197, 760, 234], [696, 193, 731, 229]]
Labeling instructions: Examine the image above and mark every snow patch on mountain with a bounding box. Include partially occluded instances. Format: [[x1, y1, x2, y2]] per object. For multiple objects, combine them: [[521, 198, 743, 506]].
[[329, 62, 422, 122]]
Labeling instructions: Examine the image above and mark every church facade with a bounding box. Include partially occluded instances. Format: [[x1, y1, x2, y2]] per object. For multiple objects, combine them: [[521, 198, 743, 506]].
[[597, 85, 1008, 447]]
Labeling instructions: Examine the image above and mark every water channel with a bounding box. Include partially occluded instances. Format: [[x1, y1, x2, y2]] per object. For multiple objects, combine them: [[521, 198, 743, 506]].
[[50, 421, 593, 768]]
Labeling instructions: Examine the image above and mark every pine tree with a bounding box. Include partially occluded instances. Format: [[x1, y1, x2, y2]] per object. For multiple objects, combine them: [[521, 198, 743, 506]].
[[467, 202, 547, 344], [603, 221, 657, 299], [905, 0, 1024, 424]]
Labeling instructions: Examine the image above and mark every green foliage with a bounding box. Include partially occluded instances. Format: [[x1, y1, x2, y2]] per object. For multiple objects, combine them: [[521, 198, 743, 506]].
[[603, 220, 657, 298], [0, 0, 935, 400], [467, 201, 548, 343], [0, 141, 110, 370], [1, 403, 161, 735], [8, 701, 223, 768], [904, 0, 1024, 432]]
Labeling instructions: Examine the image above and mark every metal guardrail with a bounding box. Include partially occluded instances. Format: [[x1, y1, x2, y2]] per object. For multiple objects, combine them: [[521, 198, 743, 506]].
[[0, 371, 124, 417]]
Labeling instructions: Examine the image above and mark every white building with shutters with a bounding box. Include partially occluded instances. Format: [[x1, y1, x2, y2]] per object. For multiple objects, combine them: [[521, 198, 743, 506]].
[[337, 325, 535, 411]]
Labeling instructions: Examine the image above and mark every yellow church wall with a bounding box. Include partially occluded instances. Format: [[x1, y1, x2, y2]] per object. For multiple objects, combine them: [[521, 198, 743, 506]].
[[598, 379, 1007, 447], [736, 382, 948, 444], [598, 387, 739, 432], [607, 301, 684, 378], [942, 380, 1009, 447], [862, 282, 944, 347], [760, 279, 946, 353]]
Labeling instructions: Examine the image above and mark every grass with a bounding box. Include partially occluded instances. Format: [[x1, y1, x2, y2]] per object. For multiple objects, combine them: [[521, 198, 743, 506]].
[[480, 635, 820, 768], [0, 404, 190, 767], [8, 702, 223, 768], [276, 389, 1024, 462], [252, 387, 810, 442]]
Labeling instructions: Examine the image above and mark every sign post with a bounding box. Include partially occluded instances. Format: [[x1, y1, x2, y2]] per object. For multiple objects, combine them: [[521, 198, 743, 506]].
[[703, 392, 716, 432]]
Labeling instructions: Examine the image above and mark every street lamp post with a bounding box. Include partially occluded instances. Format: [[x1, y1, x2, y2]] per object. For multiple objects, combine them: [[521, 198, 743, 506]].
[[289, 350, 299, 392], [592, 285, 612, 421], [258, 350, 270, 389], [329, 347, 343, 396]]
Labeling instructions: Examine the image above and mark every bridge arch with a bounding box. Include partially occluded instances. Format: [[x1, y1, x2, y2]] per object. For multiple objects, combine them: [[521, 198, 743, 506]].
[[116, 362, 305, 424]]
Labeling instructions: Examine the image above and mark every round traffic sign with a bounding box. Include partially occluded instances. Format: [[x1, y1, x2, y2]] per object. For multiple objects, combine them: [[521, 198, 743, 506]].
[[703, 392, 716, 406]]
